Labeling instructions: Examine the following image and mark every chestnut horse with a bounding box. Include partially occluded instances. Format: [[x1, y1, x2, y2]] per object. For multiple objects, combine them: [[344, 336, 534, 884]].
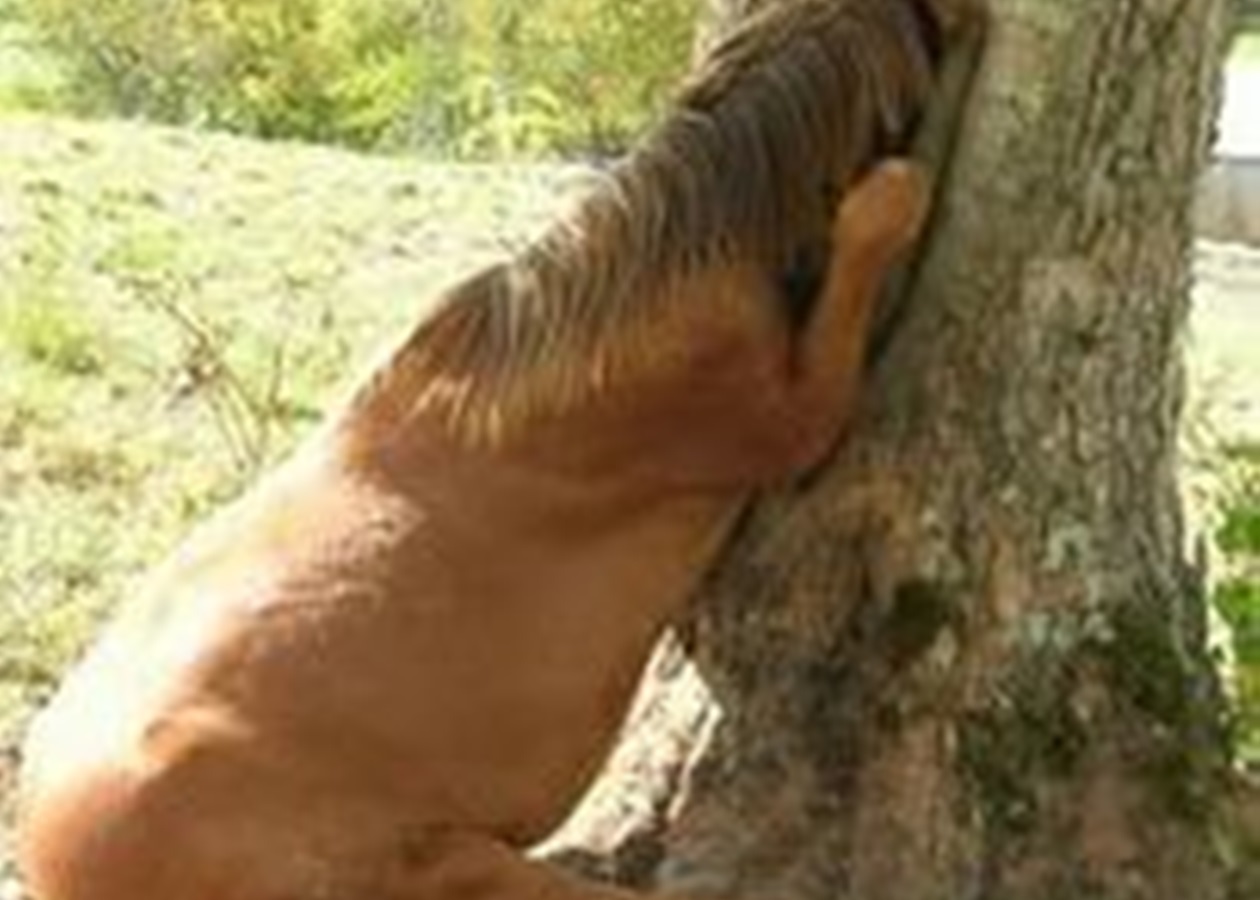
[[17, 1, 982, 898]]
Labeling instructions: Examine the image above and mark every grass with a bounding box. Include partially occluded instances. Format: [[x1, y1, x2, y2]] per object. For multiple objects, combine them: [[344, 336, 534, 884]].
[[0, 116, 580, 715], [1212, 442, 1260, 763], [1188, 241, 1260, 766], [0, 116, 583, 887]]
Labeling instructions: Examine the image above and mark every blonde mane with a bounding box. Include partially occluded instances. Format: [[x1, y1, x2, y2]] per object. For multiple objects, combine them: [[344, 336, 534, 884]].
[[361, 0, 940, 443]]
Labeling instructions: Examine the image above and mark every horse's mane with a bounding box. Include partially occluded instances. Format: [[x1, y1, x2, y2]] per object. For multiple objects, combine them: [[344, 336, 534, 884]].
[[359, 0, 940, 443]]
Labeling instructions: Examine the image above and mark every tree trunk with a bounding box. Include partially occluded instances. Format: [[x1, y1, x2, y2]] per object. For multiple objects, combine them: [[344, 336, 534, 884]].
[[545, 1, 1258, 898]]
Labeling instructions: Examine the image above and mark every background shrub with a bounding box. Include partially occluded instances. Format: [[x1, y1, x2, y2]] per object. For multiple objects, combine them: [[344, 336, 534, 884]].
[[14, 0, 699, 156]]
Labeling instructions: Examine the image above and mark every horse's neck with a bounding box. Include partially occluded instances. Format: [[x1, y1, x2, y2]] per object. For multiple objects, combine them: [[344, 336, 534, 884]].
[[336, 253, 781, 502]]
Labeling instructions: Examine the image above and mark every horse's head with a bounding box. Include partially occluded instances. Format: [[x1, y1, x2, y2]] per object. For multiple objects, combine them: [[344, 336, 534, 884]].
[[674, 0, 942, 320]]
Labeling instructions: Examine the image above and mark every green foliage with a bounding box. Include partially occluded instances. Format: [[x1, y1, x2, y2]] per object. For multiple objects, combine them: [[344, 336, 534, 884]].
[[1212, 442, 1260, 765], [507, 0, 701, 155], [1221, 504, 1260, 557], [17, 0, 429, 145], [0, 0, 63, 111], [14, 0, 699, 156]]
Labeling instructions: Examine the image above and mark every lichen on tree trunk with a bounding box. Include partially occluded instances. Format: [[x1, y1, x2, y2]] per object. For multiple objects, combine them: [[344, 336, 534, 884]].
[[544, 1, 1257, 898]]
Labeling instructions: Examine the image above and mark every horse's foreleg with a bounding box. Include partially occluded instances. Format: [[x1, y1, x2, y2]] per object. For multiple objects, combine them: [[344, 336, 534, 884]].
[[373, 831, 658, 900]]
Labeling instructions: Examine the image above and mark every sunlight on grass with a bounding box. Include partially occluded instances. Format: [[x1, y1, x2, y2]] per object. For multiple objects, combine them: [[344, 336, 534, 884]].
[[0, 118, 579, 742], [1213, 441, 1260, 765]]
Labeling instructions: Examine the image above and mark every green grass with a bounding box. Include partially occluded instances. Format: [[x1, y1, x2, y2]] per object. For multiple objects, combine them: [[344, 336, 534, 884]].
[[0, 113, 580, 749], [1213, 442, 1260, 764]]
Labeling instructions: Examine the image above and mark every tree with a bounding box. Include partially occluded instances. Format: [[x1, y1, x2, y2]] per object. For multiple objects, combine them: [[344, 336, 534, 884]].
[[543, 1, 1259, 898]]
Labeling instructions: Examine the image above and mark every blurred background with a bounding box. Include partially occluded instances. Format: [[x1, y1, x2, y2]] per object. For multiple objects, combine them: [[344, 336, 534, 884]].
[[0, 0, 699, 157]]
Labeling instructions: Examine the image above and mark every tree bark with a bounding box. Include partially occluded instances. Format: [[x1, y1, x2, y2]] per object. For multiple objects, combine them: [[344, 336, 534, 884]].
[[545, 1, 1258, 898]]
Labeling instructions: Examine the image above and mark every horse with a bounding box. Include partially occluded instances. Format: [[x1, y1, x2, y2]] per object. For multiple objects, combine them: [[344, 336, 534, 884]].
[[16, 1, 982, 897]]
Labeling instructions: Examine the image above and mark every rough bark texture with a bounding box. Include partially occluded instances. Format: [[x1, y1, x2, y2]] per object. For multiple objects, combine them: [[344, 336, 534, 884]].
[[545, 1, 1258, 898]]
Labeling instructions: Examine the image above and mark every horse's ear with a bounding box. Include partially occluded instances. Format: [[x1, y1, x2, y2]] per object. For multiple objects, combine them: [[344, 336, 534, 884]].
[[832, 161, 930, 268]]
